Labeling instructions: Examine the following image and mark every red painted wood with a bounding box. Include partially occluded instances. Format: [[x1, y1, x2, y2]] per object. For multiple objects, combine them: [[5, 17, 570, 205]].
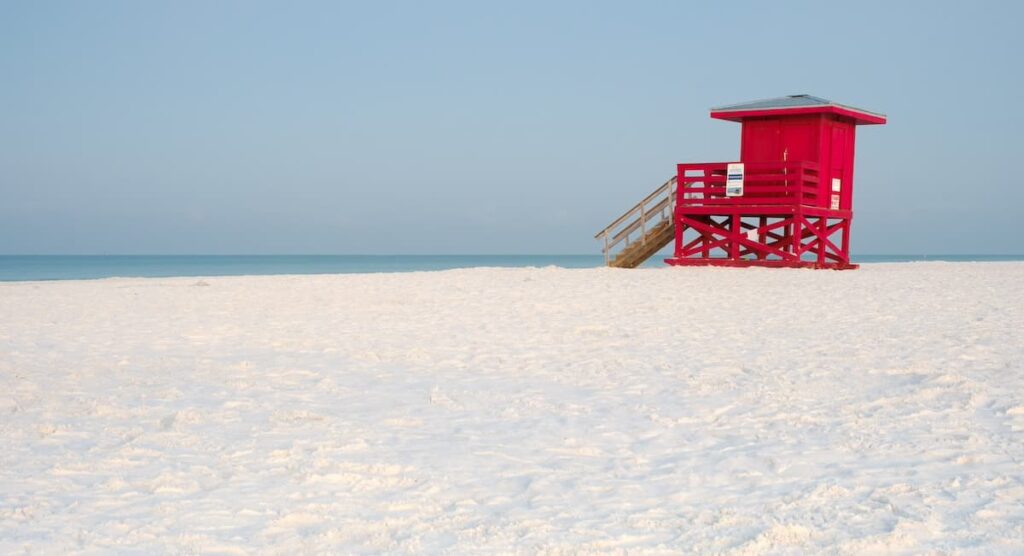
[[668, 96, 884, 270], [711, 105, 886, 125], [666, 259, 859, 269]]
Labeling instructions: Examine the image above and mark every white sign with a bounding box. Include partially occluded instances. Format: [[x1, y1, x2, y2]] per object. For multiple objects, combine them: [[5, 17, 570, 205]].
[[831, 194, 840, 210], [726, 163, 744, 197], [832, 178, 842, 192]]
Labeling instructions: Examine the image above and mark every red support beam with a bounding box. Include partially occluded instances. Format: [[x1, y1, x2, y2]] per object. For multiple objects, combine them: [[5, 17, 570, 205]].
[[668, 161, 858, 270]]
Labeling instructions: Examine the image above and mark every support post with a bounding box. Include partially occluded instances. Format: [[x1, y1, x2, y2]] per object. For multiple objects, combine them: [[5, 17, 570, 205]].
[[729, 215, 740, 259], [842, 218, 851, 266], [791, 216, 803, 260], [758, 216, 767, 260]]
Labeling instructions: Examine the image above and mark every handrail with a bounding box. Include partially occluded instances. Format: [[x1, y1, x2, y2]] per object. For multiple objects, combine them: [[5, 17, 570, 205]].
[[677, 161, 822, 208], [677, 160, 820, 171], [609, 195, 673, 245], [594, 176, 677, 240], [595, 175, 677, 265]]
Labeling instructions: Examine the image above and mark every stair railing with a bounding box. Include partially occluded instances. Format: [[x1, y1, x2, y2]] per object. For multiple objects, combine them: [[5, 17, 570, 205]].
[[594, 175, 677, 265]]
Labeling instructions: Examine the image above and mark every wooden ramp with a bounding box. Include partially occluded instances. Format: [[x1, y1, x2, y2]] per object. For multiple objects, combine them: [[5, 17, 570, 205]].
[[595, 176, 677, 268]]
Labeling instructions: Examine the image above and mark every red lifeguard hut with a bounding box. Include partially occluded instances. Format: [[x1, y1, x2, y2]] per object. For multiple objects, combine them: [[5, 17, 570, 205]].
[[595, 94, 886, 269]]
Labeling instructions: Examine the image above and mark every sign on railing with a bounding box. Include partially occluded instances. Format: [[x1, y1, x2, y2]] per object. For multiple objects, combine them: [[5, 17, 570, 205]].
[[725, 163, 744, 197]]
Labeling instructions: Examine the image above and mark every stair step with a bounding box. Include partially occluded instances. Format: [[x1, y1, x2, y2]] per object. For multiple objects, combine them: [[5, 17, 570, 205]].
[[595, 175, 677, 268], [609, 220, 674, 269]]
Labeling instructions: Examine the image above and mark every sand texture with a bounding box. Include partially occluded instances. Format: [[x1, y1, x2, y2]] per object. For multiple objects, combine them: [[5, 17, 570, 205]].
[[1, 262, 1023, 553]]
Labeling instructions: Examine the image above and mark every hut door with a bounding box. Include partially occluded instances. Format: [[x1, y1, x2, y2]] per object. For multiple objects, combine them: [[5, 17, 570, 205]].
[[741, 119, 781, 162], [830, 125, 849, 209], [780, 120, 816, 163], [742, 118, 818, 162]]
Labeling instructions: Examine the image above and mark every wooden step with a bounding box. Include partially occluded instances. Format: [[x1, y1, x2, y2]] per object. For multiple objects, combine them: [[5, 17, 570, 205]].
[[595, 175, 677, 268], [609, 220, 675, 269]]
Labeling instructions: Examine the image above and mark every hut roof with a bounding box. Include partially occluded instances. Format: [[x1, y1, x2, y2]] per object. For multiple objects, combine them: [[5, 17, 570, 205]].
[[710, 94, 886, 125]]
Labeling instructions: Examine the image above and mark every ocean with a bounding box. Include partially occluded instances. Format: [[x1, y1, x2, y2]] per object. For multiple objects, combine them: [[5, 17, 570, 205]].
[[0, 254, 1021, 282]]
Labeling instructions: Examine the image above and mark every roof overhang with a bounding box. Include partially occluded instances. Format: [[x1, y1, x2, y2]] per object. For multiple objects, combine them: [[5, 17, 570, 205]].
[[709, 95, 887, 125]]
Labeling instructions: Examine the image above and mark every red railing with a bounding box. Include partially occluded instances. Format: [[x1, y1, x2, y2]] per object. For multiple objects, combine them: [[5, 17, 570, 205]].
[[677, 161, 820, 207]]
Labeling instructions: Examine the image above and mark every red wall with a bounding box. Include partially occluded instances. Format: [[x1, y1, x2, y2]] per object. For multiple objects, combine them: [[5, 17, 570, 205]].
[[739, 114, 857, 210]]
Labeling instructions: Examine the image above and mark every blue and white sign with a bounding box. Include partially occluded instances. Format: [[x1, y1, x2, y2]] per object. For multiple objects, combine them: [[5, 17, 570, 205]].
[[725, 163, 744, 197]]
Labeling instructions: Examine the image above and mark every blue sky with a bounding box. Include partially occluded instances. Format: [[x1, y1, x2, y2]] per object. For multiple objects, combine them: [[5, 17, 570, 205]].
[[1, 0, 1021, 254]]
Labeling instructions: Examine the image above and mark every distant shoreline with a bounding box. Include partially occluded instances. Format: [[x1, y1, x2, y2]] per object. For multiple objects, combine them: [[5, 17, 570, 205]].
[[1, 254, 1023, 282]]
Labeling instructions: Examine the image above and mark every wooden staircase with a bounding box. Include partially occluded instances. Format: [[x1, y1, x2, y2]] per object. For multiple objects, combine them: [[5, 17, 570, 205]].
[[595, 176, 677, 268]]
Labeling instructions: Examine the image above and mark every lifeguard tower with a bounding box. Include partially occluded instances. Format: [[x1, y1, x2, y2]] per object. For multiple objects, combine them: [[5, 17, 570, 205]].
[[595, 95, 886, 269]]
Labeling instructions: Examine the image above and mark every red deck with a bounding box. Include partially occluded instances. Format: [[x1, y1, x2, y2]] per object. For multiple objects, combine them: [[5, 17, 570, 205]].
[[665, 161, 856, 269]]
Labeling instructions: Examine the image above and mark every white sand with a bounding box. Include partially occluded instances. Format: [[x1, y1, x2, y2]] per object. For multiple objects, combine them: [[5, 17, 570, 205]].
[[1, 262, 1023, 553]]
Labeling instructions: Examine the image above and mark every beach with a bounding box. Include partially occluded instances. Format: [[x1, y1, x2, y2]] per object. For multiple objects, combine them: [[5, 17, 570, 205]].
[[1, 262, 1022, 553]]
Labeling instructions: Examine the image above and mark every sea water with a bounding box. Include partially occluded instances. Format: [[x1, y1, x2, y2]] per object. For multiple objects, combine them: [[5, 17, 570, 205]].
[[1, 254, 1022, 282]]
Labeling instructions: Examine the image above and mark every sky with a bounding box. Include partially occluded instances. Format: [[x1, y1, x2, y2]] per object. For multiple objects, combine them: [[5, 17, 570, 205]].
[[1, 0, 1021, 255]]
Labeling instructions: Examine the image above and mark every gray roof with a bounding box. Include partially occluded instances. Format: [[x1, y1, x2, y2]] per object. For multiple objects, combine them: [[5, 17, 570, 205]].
[[711, 94, 885, 118]]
